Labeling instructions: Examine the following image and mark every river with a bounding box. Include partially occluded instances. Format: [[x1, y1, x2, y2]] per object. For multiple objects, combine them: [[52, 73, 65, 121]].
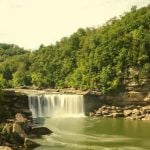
[[33, 117, 150, 150]]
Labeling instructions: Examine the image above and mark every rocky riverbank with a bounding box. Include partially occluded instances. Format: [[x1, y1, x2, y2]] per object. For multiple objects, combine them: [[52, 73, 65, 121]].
[[2, 90, 30, 121], [88, 105, 150, 120], [0, 113, 52, 150]]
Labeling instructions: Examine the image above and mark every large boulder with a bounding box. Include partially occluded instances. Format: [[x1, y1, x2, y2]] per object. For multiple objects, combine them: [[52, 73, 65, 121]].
[[96, 108, 102, 114], [132, 109, 141, 116], [102, 110, 109, 115], [112, 113, 124, 118], [15, 113, 32, 134], [142, 114, 150, 120], [123, 110, 132, 117], [15, 113, 27, 123], [12, 122, 28, 138], [30, 127, 53, 136], [141, 105, 150, 113], [0, 113, 47, 149]]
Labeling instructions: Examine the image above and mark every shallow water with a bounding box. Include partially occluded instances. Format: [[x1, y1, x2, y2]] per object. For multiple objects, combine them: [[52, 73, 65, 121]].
[[34, 117, 150, 150]]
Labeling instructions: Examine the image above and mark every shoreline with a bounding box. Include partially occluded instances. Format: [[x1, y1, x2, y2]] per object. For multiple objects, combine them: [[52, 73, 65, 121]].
[[88, 105, 150, 121]]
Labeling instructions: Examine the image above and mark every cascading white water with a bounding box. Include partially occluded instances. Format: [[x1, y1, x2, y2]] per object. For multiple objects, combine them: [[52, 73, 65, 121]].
[[28, 94, 85, 118]]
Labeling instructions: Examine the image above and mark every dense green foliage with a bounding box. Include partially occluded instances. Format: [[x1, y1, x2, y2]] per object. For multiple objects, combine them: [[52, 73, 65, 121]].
[[0, 44, 31, 87], [0, 6, 150, 93]]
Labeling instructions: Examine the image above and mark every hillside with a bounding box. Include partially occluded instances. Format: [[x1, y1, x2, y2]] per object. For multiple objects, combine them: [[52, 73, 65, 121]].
[[0, 5, 150, 93]]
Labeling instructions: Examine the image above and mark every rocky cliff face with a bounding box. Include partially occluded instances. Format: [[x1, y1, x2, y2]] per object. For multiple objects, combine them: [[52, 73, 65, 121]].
[[106, 78, 150, 106], [84, 78, 150, 113], [3, 90, 31, 120], [3, 78, 150, 117]]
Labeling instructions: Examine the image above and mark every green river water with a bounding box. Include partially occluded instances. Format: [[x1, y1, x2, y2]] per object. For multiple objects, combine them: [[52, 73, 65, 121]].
[[33, 117, 150, 150]]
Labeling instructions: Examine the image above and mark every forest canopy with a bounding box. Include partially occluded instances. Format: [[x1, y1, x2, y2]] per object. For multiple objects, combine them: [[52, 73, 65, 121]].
[[0, 5, 150, 93]]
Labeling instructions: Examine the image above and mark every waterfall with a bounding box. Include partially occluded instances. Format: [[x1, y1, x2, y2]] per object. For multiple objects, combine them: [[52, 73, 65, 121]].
[[28, 94, 85, 118]]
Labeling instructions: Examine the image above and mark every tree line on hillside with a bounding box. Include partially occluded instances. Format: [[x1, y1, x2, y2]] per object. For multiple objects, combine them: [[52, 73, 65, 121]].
[[0, 5, 150, 93]]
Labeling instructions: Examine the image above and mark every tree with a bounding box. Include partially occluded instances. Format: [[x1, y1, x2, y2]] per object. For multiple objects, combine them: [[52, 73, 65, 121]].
[[0, 5, 149, 93], [12, 64, 31, 87], [0, 74, 7, 88]]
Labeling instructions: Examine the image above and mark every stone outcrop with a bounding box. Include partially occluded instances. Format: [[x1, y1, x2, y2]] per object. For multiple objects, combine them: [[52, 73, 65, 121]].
[[0, 113, 52, 149], [84, 78, 150, 113], [0, 146, 13, 150], [89, 105, 150, 120], [12, 122, 28, 139], [3, 90, 31, 120], [15, 113, 27, 123]]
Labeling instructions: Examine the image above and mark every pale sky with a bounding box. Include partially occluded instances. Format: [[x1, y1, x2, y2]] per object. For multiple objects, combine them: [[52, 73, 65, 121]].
[[0, 0, 149, 50]]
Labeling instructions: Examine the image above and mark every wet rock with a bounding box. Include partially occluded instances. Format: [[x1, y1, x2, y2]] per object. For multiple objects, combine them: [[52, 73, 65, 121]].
[[24, 138, 40, 149], [30, 127, 53, 136], [102, 110, 109, 115], [123, 110, 132, 117], [112, 113, 124, 118]]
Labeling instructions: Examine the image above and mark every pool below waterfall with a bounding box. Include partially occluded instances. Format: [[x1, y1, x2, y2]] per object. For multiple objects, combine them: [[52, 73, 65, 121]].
[[33, 117, 150, 150], [28, 93, 150, 150]]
